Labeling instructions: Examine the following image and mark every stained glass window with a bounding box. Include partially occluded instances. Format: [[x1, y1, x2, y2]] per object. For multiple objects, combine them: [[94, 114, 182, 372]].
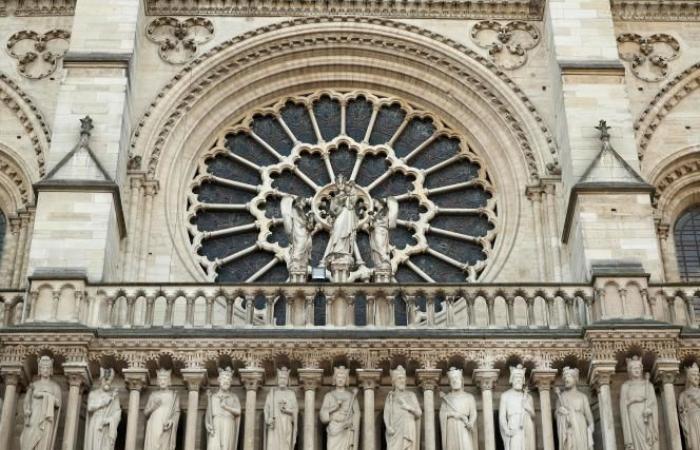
[[675, 206, 700, 281]]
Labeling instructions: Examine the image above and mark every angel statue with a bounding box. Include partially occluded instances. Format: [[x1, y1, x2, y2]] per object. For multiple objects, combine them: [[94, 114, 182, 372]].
[[281, 196, 314, 279], [84, 368, 122, 450], [369, 197, 398, 274], [20, 356, 62, 450], [320, 366, 361, 450]]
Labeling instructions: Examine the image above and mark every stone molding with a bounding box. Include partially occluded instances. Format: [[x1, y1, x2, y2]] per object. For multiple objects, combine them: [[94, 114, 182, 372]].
[[146, 17, 214, 65], [611, 0, 700, 21], [470, 20, 541, 70], [129, 16, 558, 183], [0, 0, 76, 16], [617, 33, 680, 83], [6, 29, 71, 80], [0, 72, 51, 177], [143, 0, 546, 20]]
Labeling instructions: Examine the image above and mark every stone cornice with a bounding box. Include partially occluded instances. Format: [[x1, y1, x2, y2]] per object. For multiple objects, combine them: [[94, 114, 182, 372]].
[[0, 0, 76, 16], [611, 0, 700, 22], [143, 0, 545, 20]]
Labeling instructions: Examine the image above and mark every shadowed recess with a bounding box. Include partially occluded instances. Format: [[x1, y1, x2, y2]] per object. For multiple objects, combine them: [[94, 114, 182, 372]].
[[393, 117, 436, 158], [217, 251, 276, 282], [192, 211, 255, 232], [205, 156, 261, 186], [412, 136, 461, 170], [369, 103, 406, 145], [225, 133, 279, 167], [280, 101, 317, 144], [410, 253, 466, 282], [346, 96, 373, 142], [431, 214, 492, 238], [199, 231, 259, 259], [297, 151, 331, 186], [313, 96, 341, 141], [427, 234, 485, 264], [329, 144, 357, 180], [195, 182, 256, 204], [391, 227, 417, 250], [424, 159, 480, 189], [430, 188, 491, 209], [251, 115, 295, 156], [355, 152, 390, 187], [373, 172, 415, 198], [271, 170, 316, 197]]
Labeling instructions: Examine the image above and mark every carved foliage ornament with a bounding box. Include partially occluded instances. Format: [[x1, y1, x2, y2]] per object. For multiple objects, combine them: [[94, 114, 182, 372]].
[[617, 33, 680, 82], [471, 20, 540, 70], [146, 17, 214, 65], [6, 29, 70, 79]]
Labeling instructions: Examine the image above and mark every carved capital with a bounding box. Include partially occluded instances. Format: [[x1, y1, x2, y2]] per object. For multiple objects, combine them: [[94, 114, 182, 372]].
[[473, 368, 500, 391], [416, 368, 442, 391], [531, 369, 558, 391], [0, 365, 26, 387], [298, 368, 324, 391], [653, 359, 680, 385], [123, 368, 149, 391], [589, 362, 616, 391], [356, 369, 382, 390], [181, 368, 208, 392], [63, 362, 91, 389], [239, 368, 265, 391]]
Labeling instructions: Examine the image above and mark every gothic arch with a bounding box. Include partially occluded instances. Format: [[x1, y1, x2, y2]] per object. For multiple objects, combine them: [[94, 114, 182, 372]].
[[0, 72, 51, 177]]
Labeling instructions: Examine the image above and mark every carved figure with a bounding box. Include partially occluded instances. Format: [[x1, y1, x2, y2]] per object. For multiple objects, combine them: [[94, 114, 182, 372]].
[[680, 363, 700, 450], [144, 369, 180, 450], [84, 368, 121, 450], [281, 196, 315, 276], [369, 197, 398, 271], [320, 366, 360, 450], [620, 356, 658, 450], [325, 175, 362, 268], [206, 367, 241, 450], [264, 367, 298, 450], [439, 367, 477, 450], [20, 356, 62, 450], [555, 367, 594, 450], [384, 365, 421, 450], [499, 364, 536, 450]]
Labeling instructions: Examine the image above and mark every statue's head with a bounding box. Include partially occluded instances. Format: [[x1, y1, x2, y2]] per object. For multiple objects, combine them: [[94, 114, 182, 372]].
[[391, 365, 407, 391], [38, 355, 54, 378], [562, 366, 579, 388], [687, 363, 700, 388], [277, 367, 290, 388], [157, 368, 172, 389], [626, 356, 644, 379], [218, 367, 233, 390], [447, 367, 464, 391], [333, 366, 350, 387], [100, 367, 115, 390], [509, 364, 526, 390]]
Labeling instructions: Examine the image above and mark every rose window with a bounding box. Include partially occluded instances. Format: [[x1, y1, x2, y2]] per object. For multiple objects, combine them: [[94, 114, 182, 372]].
[[187, 91, 497, 283]]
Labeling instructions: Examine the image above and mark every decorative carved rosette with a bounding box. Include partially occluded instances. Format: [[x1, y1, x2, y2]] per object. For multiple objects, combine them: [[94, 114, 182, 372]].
[[6, 29, 70, 79], [471, 20, 540, 70], [187, 90, 497, 283], [617, 33, 680, 82], [146, 17, 214, 65]]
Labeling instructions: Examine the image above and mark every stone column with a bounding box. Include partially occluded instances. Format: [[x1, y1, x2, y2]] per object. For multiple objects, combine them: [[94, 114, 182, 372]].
[[654, 362, 683, 450], [531, 369, 558, 450], [298, 368, 323, 450], [182, 368, 207, 450], [474, 368, 500, 450], [590, 363, 617, 450], [123, 368, 149, 450], [62, 363, 90, 450], [417, 368, 442, 450], [0, 367, 25, 450], [240, 368, 265, 450], [357, 369, 382, 450]]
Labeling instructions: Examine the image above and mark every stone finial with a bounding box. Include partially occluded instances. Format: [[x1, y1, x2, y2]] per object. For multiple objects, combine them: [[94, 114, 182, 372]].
[[80, 115, 94, 136], [595, 119, 611, 143]]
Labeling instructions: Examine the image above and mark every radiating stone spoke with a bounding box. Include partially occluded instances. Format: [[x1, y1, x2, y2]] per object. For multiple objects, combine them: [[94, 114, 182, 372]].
[[388, 118, 409, 147], [246, 257, 280, 282], [322, 153, 336, 182], [350, 154, 364, 181], [307, 104, 324, 143], [427, 226, 480, 244], [427, 247, 468, 270], [426, 179, 482, 195], [202, 223, 258, 240], [423, 153, 468, 175], [224, 151, 262, 171], [277, 116, 299, 144], [363, 107, 379, 143], [367, 170, 393, 191], [249, 131, 285, 161], [292, 167, 320, 191], [405, 260, 436, 282], [198, 202, 249, 211], [402, 134, 437, 162], [436, 207, 489, 215], [206, 174, 260, 193], [213, 244, 259, 269]]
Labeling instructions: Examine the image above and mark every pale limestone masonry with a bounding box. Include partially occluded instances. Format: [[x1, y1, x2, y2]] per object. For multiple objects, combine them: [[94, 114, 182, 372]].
[[0, 1, 700, 449]]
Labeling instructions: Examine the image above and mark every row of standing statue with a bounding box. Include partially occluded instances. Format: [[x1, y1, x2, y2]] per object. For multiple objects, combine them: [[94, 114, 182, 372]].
[[11, 355, 700, 450]]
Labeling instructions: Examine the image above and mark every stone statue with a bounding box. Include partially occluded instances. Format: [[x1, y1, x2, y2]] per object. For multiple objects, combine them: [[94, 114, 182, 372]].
[[144, 369, 180, 450], [439, 367, 477, 450], [264, 367, 298, 450], [20, 355, 62, 450], [369, 197, 398, 272], [384, 365, 421, 450], [680, 363, 700, 450], [319, 366, 360, 450], [84, 368, 121, 450], [325, 175, 362, 270], [620, 356, 658, 450], [206, 367, 241, 450], [499, 364, 536, 450], [281, 196, 314, 278], [555, 367, 594, 450]]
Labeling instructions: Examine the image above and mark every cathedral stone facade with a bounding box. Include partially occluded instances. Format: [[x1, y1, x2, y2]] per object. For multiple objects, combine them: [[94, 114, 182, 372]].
[[0, 1, 700, 450]]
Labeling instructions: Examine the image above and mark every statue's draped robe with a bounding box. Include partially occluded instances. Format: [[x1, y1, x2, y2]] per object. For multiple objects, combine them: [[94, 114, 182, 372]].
[[679, 387, 700, 450], [144, 390, 180, 450], [620, 379, 659, 450], [439, 391, 477, 450], [327, 192, 358, 261], [319, 389, 360, 450], [370, 213, 391, 269], [555, 389, 593, 450], [384, 390, 421, 450], [206, 390, 241, 450], [20, 379, 62, 450], [499, 389, 536, 450], [84, 389, 121, 450], [264, 388, 298, 450]]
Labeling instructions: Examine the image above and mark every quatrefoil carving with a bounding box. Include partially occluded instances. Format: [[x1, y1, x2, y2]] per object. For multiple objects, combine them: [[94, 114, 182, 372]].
[[146, 17, 214, 65], [471, 20, 540, 70], [617, 33, 680, 82], [6, 29, 70, 80]]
